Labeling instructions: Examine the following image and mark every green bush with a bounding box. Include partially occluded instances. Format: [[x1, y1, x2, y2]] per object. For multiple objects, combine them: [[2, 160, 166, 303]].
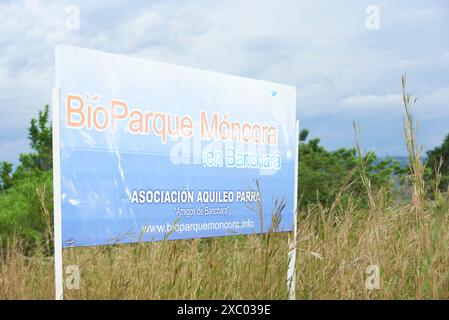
[[426, 133, 449, 193], [0, 170, 53, 251], [298, 129, 402, 208], [0, 105, 53, 252]]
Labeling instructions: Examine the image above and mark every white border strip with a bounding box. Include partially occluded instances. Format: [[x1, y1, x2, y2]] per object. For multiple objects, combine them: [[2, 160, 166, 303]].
[[287, 119, 299, 300], [52, 87, 64, 300]]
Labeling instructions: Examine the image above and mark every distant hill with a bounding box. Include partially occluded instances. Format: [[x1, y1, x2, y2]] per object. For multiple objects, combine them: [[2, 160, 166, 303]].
[[376, 156, 427, 168]]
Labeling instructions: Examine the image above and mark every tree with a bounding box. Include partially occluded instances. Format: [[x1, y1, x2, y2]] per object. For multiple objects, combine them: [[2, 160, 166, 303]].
[[298, 130, 401, 208], [299, 129, 309, 142], [426, 133, 449, 192], [0, 105, 54, 251], [14, 105, 52, 177], [0, 161, 13, 191], [0, 105, 53, 191]]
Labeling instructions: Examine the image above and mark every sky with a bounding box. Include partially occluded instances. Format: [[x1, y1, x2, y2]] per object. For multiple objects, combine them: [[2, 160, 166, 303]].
[[0, 0, 448, 165]]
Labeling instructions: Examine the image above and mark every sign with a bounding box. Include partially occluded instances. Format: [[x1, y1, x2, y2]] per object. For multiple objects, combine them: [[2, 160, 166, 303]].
[[54, 45, 297, 248]]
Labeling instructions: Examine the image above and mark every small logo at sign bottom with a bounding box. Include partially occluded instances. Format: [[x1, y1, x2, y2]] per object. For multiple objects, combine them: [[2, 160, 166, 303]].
[[65, 238, 76, 246]]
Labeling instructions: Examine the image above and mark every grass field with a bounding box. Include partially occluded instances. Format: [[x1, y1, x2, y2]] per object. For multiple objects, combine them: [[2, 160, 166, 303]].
[[1, 198, 449, 299], [1, 76, 448, 300]]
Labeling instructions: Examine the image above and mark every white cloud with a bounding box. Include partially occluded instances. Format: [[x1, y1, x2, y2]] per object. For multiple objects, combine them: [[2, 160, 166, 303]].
[[340, 94, 402, 110], [339, 86, 449, 117], [415, 86, 449, 118]]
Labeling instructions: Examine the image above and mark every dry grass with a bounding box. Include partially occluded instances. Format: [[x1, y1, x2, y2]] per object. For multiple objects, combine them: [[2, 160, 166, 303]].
[[1, 233, 291, 299], [297, 201, 449, 299], [2, 201, 449, 300]]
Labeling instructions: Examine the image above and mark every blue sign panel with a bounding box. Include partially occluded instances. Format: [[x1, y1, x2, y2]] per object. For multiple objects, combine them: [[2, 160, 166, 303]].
[[55, 45, 297, 247]]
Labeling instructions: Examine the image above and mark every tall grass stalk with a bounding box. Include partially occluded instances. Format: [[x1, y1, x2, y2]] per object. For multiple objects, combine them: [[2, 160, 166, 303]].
[[353, 121, 376, 211], [402, 75, 425, 213]]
